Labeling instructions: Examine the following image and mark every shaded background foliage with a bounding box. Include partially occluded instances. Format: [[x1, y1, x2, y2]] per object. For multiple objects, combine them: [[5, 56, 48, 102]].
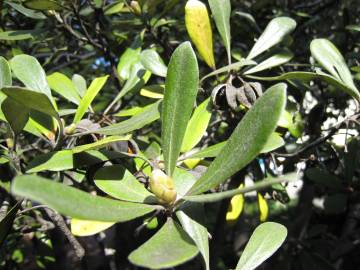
[[0, 0, 360, 269]]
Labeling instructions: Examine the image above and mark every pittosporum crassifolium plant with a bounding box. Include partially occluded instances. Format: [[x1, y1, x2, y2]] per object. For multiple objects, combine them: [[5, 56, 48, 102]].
[[0, 0, 359, 269]]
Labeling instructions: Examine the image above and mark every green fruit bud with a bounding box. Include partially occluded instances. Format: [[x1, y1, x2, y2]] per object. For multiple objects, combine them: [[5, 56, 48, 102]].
[[130, 1, 141, 16], [149, 169, 177, 205]]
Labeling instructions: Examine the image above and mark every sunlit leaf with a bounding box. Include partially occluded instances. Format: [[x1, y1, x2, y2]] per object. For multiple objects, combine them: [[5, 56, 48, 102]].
[[162, 42, 199, 176], [257, 193, 268, 222], [47, 72, 81, 105], [72, 135, 131, 153], [12, 174, 157, 222], [181, 98, 212, 152], [247, 17, 296, 60], [73, 75, 109, 123], [185, 0, 215, 68], [208, 0, 231, 64], [85, 101, 160, 135], [244, 49, 293, 75], [177, 211, 210, 270], [260, 132, 284, 153], [117, 36, 142, 81], [128, 218, 198, 269], [236, 222, 287, 270], [310, 38, 357, 91], [71, 219, 115, 236], [226, 183, 245, 222], [140, 49, 167, 77], [10, 54, 53, 101], [94, 164, 155, 203]]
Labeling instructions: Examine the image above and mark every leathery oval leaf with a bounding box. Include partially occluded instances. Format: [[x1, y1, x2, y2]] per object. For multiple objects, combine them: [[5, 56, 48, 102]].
[[128, 218, 198, 269], [235, 222, 287, 270], [12, 174, 157, 222]]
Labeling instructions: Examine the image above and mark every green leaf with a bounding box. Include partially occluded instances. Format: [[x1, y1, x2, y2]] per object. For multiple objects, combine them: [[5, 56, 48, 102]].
[[10, 54, 53, 101], [113, 63, 151, 104], [187, 83, 287, 195], [5, 1, 46, 19], [72, 135, 131, 153], [247, 17, 296, 60], [84, 101, 161, 135], [128, 218, 198, 269], [236, 222, 287, 270], [244, 49, 294, 75], [185, 0, 215, 68], [208, 0, 231, 64], [260, 133, 284, 153], [176, 211, 209, 270], [117, 37, 142, 81], [1, 98, 29, 134], [346, 24, 360, 32], [1, 87, 58, 118], [247, 71, 360, 102], [0, 30, 41, 41], [181, 98, 212, 152], [140, 49, 167, 77], [184, 174, 295, 203], [24, 0, 64, 11], [0, 201, 22, 248], [73, 75, 109, 123], [310, 39, 357, 91], [0, 57, 12, 88], [200, 59, 256, 82], [12, 174, 157, 222], [26, 149, 127, 173], [47, 72, 81, 105], [72, 74, 87, 97], [104, 1, 124, 15], [173, 168, 197, 198], [26, 150, 73, 173], [162, 42, 199, 176], [94, 164, 155, 203], [185, 141, 226, 159]]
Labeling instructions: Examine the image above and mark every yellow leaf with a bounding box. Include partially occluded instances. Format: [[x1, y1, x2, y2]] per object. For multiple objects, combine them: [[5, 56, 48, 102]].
[[71, 219, 115, 236], [185, 0, 215, 68], [258, 193, 269, 222], [226, 183, 245, 223], [183, 158, 201, 169]]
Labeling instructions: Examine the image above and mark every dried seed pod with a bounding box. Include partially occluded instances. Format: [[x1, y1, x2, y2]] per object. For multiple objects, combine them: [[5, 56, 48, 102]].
[[250, 82, 263, 97], [225, 84, 239, 110], [243, 83, 257, 104], [236, 86, 253, 108], [149, 169, 177, 205], [211, 83, 228, 109]]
